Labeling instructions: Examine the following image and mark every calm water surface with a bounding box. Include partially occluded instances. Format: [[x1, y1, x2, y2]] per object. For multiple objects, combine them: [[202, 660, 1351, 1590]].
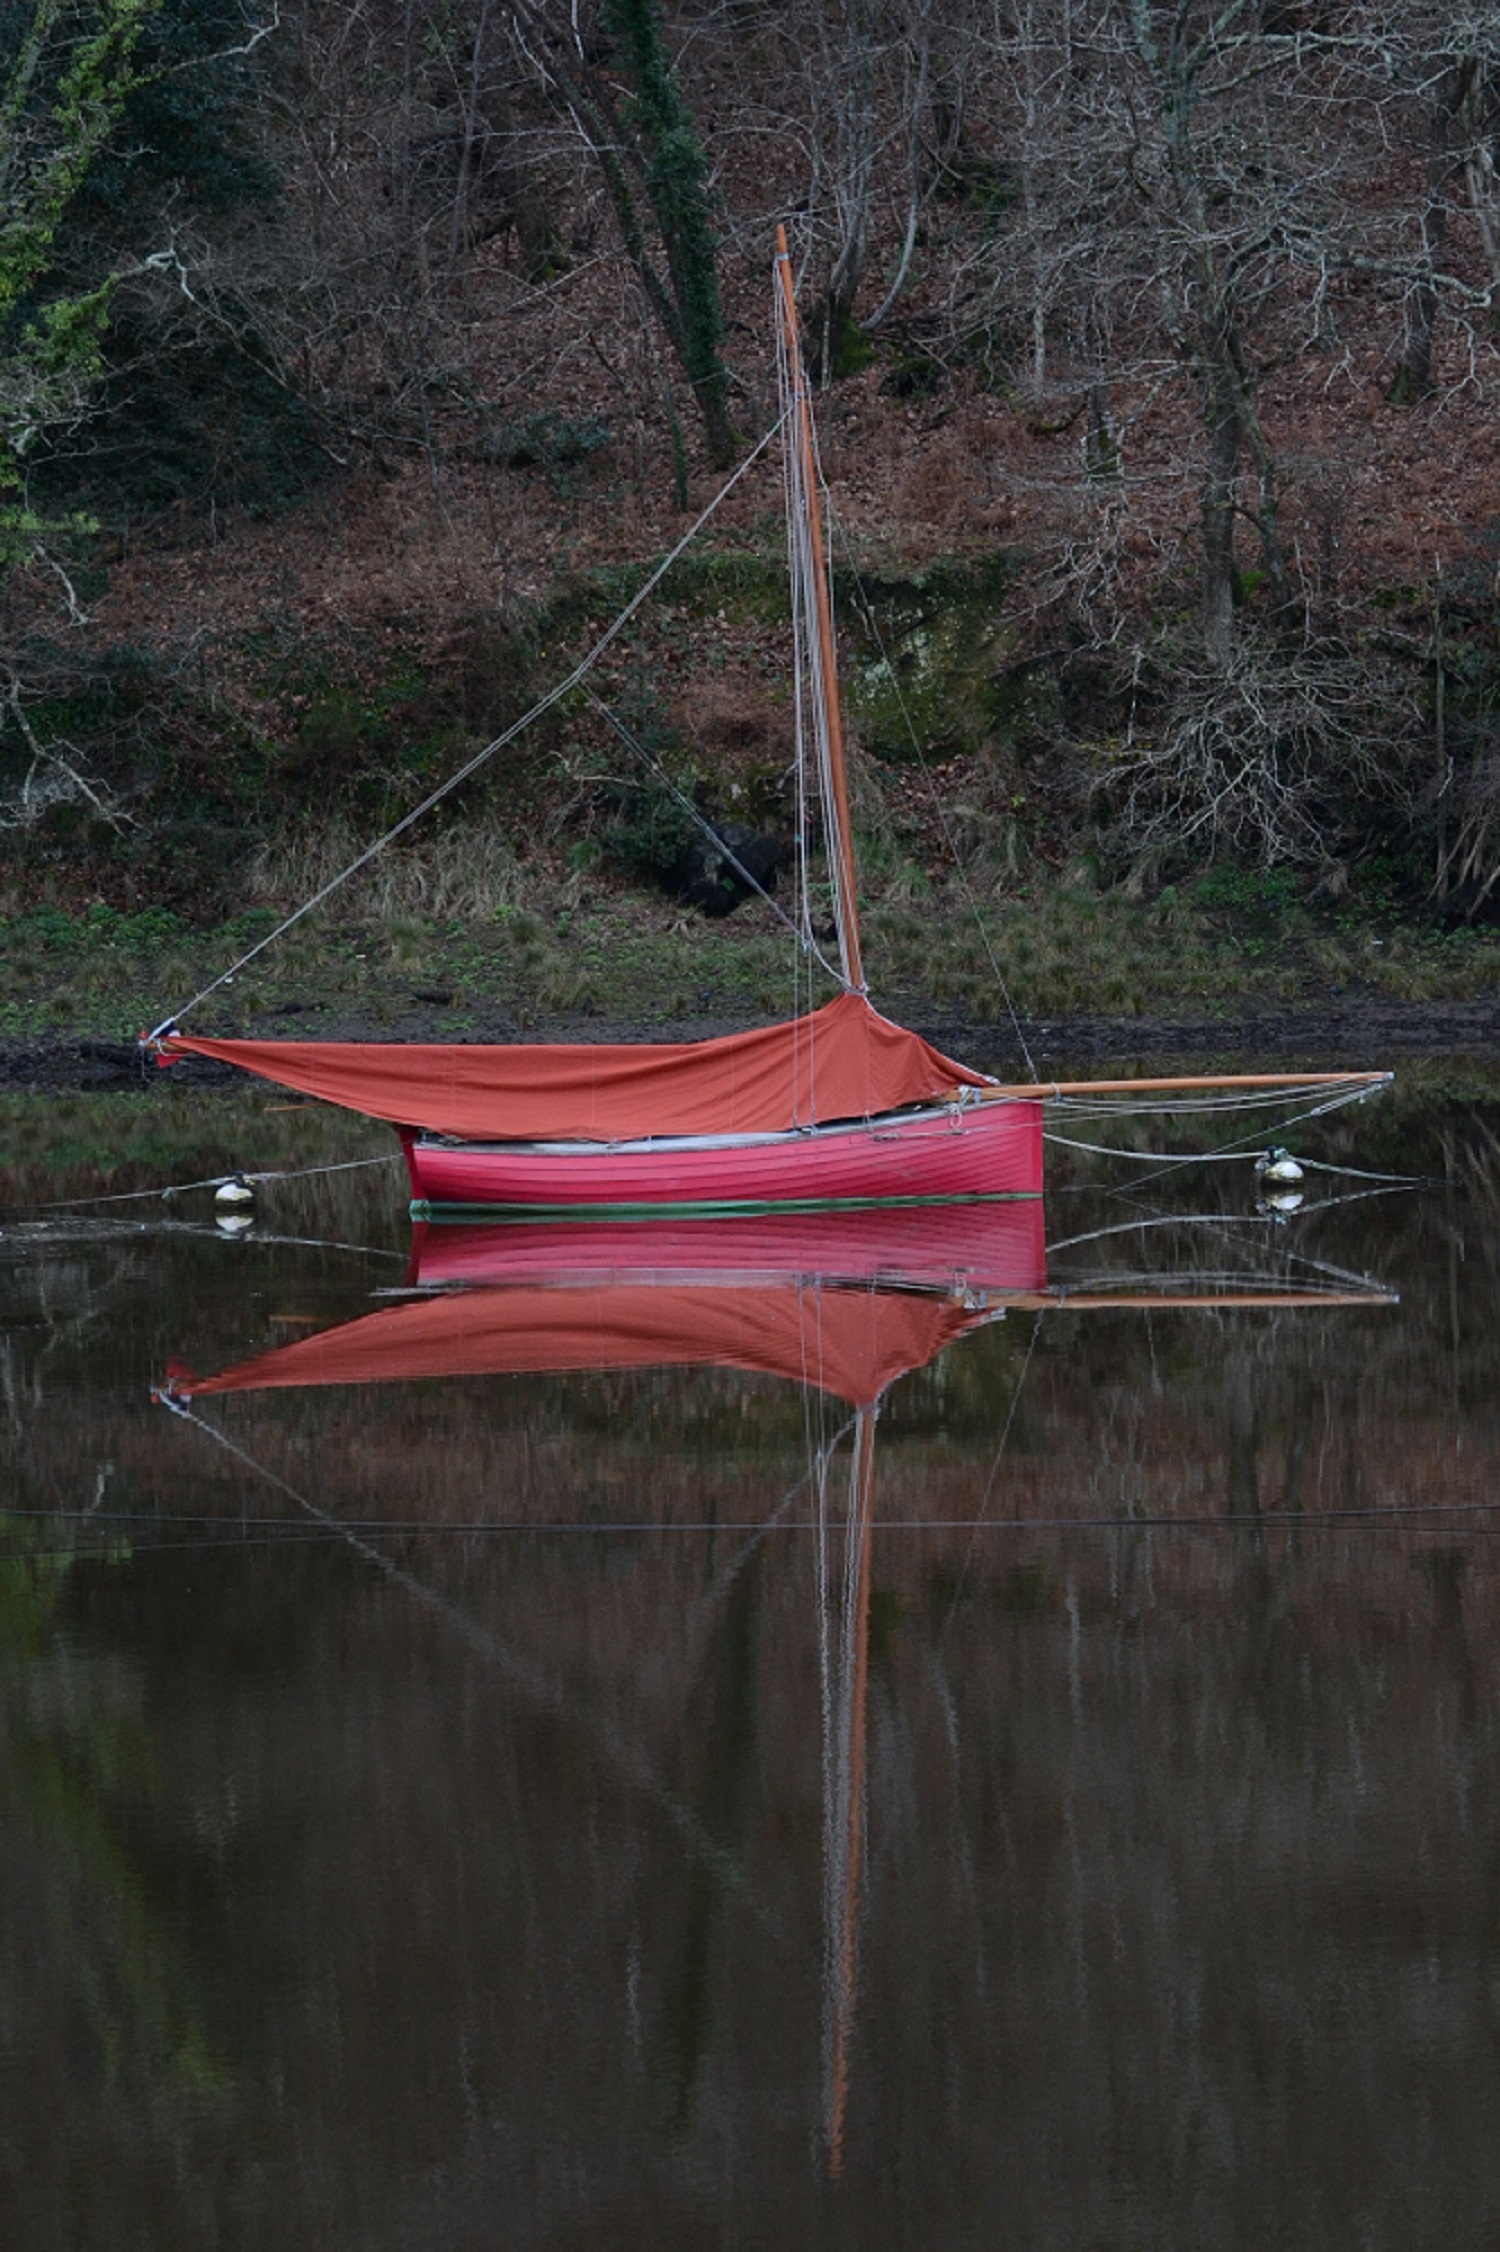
[[3, 1076, 1500, 2249]]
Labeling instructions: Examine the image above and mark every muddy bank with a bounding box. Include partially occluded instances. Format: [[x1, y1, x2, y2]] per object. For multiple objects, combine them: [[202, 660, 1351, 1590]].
[[6, 994, 1500, 1097], [1017, 997, 1500, 1066]]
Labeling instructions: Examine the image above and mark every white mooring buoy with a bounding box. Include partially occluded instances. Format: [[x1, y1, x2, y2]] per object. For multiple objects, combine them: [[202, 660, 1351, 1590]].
[[1255, 1147, 1304, 1187], [214, 1174, 255, 1210]]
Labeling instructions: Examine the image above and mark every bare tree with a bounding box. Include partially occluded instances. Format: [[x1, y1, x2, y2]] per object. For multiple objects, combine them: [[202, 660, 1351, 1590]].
[[714, 0, 947, 376], [509, 0, 735, 466]]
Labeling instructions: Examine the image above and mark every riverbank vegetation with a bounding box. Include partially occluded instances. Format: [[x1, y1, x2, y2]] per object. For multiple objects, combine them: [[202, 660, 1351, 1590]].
[[7, 864, 1500, 1046], [5, 1, 1500, 1031]]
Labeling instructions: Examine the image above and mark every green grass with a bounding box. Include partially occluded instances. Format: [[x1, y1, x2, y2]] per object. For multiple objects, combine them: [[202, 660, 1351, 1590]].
[[4, 870, 1500, 1046]]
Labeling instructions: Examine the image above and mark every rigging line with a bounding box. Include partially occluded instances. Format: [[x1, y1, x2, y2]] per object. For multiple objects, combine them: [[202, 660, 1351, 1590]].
[[26, 1475, 858, 1534], [1081, 1203, 1392, 1297], [1042, 1102, 1371, 1130], [1042, 1083, 1385, 1193], [30, 1499, 1500, 1561], [1043, 1079, 1385, 1118], [4, 1150, 401, 1217], [152, 1388, 789, 1922], [38, 1490, 1500, 1539], [694, 1417, 854, 1647], [1045, 1204, 1389, 1281], [1111, 1084, 1388, 1193], [581, 687, 846, 986], [777, 274, 860, 994], [144, 412, 788, 1043], [1044, 1214, 1325, 1254], [4, 1218, 404, 1262], [1045, 1132, 1262, 1163], [940, 1306, 1045, 1638], [1043, 1132, 1431, 1182], [830, 523, 1037, 1081], [187, 1226, 406, 1259], [1296, 1155, 1441, 1186], [11, 1500, 845, 1566]]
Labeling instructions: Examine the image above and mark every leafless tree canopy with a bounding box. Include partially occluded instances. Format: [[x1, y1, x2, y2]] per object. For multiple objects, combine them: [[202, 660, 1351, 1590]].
[[10, 0, 1500, 904]]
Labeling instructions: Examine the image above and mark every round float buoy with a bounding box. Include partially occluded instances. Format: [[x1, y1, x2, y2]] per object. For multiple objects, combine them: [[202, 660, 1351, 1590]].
[[214, 1174, 255, 1209], [1255, 1147, 1304, 1186]]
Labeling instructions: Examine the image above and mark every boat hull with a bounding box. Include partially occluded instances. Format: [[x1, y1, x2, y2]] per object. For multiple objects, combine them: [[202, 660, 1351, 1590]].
[[409, 1197, 1047, 1293], [404, 1097, 1042, 1216]]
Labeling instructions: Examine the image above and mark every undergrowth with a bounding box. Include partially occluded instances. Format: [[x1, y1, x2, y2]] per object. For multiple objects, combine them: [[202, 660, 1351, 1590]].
[[6, 862, 1500, 1044]]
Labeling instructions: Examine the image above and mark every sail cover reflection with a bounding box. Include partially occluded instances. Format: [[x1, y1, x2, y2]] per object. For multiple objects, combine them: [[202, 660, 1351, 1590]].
[[164, 1203, 1048, 1409], [157, 1196, 1394, 2179]]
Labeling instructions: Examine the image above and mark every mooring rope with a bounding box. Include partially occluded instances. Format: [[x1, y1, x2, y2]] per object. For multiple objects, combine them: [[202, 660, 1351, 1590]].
[[24, 1489, 1500, 1559], [4, 1149, 400, 1217], [144, 414, 787, 1044], [1044, 1133, 1434, 1183], [151, 1382, 818, 1925], [1044, 1210, 1390, 1296], [1040, 1076, 1387, 1198]]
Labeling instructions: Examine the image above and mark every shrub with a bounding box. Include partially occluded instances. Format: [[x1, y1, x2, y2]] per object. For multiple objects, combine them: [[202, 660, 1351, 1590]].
[[1093, 641, 1415, 871]]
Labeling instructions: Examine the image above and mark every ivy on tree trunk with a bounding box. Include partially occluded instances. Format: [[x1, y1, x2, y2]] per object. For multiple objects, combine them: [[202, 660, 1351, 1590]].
[[0, 0, 161, 567], [513, 0, 734, 473]]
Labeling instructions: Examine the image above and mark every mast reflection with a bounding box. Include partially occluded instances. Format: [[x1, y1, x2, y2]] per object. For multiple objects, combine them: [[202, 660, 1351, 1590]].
[[157, 1199, 1394, 2179]]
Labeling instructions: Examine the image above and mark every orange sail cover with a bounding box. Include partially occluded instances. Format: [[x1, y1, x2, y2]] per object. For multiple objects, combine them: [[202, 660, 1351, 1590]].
[[159, 993, 991, 1141], [169, 1280, 986, 1409]]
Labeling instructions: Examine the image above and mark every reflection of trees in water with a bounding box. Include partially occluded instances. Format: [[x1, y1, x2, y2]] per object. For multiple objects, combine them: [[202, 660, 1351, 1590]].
[[0, 1511, 231, 2243], [2, 1442, 1499, 2242], [654, 1544, 763, 2131], [1, 1095, 1499, 2237]]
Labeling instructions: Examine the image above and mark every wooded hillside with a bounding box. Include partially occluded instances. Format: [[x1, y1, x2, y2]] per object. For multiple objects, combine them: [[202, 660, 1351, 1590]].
[[5, 0, 1500, 964]]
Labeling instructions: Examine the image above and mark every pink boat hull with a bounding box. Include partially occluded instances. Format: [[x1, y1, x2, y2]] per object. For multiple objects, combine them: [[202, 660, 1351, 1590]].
[[403, 1097, 1042, 1216], [410, 1197, 1047, 1293]]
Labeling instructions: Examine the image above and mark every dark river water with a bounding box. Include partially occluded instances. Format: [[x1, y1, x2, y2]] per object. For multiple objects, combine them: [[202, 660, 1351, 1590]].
[[3, 1071, 1500, 2250]]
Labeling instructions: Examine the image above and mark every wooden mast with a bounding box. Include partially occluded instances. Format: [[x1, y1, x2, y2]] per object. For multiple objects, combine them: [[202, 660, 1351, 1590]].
[[776, 225, 865, 994], [825, 1400, 878, 2179]]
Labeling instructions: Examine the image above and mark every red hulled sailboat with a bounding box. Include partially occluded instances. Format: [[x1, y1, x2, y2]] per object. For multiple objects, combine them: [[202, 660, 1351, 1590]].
[[152, 234, 1385, 1213]]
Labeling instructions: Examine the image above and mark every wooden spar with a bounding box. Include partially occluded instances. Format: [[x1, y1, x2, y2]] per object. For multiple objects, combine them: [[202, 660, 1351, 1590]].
[[776, 224, 864, 995], [971, 1070, 1393, 1101], [1005, 1289, 1394, 1310]]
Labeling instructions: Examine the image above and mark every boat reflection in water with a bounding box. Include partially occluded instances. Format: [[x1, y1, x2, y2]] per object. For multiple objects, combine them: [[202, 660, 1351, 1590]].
[[158, 1200, 1394, 2177]]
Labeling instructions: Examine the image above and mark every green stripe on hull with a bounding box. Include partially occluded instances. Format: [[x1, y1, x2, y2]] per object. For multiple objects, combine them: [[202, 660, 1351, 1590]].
[[411, 1191, 1040, 1222]]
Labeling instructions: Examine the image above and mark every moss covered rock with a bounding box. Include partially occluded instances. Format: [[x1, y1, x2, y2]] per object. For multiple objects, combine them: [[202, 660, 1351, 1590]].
[[840, 550, 1025, 763]]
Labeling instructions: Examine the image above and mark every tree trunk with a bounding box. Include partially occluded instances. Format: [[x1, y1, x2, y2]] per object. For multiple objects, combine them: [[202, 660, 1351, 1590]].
[[509, 0, 735, 469], [1145, 6, 1292, 664], [1462, 65, 1500, 287], [1201, 355, 1241, 671], [1392, 58, 1473, 403], [815, 0, 876, 379]]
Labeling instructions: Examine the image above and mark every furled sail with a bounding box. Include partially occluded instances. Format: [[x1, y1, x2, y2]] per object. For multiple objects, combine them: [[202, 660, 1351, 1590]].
[[159, 992, 992, 1142]]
